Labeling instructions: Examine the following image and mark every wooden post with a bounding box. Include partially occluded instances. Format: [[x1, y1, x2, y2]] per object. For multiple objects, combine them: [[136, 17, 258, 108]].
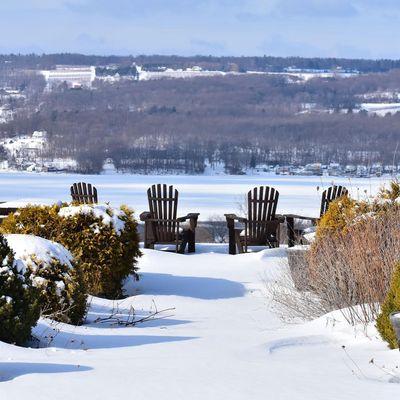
[[286, 216, 295, 248]]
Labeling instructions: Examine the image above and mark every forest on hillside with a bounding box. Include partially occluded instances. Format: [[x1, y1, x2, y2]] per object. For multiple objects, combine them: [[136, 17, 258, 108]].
[[1, 54, 400, 173], [1, 53, 400, 73]]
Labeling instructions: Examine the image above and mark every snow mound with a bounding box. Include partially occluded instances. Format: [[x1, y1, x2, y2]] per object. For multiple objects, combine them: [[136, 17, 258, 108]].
[[266, 335, 332, 354], [58, 204, 126, 234], [4, 234, 73, 274]]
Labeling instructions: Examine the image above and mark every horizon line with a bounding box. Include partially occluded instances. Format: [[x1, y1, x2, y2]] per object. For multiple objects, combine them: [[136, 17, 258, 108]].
[[1, 52, 400, 63]]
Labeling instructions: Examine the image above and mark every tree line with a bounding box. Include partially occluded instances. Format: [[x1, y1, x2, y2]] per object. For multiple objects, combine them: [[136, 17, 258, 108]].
[[1, 66, 400, 173], [2, 53, 400, 73]]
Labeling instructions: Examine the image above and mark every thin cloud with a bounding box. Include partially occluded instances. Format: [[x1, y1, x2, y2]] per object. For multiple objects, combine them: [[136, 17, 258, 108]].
[[0, 1, 399, 57]]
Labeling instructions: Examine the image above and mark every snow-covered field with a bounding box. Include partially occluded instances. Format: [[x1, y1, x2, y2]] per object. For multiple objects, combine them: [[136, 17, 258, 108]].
[[359, 103, 400, 116], [1, 245, 399, 399], [0, 172, 398, 399], [0, 171, 392, 219]]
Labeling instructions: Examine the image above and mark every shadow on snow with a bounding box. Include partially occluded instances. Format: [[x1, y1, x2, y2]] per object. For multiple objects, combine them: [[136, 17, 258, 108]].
[[33, 320, 197, 350], [136, 272, 246, 300], [0, 362, 92, 382], [85, 302, 191, 329]]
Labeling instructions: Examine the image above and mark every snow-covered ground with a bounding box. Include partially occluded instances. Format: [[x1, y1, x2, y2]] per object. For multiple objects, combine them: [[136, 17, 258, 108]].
[[0, 245, 398, 399], [359, 103, 400, 116], [1, 132, 47, 158], [0, 171, 392, 219]]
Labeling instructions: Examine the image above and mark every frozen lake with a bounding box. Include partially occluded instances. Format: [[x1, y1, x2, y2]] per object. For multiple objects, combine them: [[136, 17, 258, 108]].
[[0, 171, 392, 220]]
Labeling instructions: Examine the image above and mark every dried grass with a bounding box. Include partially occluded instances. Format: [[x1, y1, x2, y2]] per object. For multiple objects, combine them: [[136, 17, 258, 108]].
[[307, 207, 400, 325]]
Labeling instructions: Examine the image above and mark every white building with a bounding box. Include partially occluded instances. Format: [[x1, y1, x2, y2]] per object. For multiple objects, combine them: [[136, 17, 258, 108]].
[[137, 66, 225, 81], [41, 66, 96, 89]]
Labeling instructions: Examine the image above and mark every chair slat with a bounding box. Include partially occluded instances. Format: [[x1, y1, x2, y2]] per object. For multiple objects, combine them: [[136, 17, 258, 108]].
[[320, 185, 348, 217], [173, 188, 178, 237], [147, 184, 180, 243], [163, 184, 168, 242], [257, 186, 264, 238], [70, 182, 98, 204], [246, 186, 279, 241]]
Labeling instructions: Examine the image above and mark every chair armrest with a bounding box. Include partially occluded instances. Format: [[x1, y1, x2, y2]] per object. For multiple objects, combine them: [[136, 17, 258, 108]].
[[177, 213, 200, 222], [140, 211, 152, 221], [186, 213, 200, 219], [178, 213, 200, 230], [142, 218, 184, 223], [224, 213, 248, 223]]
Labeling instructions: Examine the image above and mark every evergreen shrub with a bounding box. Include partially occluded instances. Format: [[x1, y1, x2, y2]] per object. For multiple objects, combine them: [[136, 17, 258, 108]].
[[2, 203, 141, 298], [0, 234, 40, 345]]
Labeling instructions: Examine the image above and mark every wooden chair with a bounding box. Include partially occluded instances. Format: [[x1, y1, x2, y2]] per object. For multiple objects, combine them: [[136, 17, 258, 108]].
[[0, 203, 19, 225], [70, 182, 98, 204], [140, 184, 200, 253], [287, 185, 349, 247], [320, 185, 348, 217], [225, 186, 284, 255]]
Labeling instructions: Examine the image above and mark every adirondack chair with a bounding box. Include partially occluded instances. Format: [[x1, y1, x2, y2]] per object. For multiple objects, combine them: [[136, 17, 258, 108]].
[[70, 182, 98, 204], [140, 184, 200, 253], [286, 185, 349, 247], [225, 186, 284, 255], [320, 185, 348, 217], [0, 203, 19, 224]]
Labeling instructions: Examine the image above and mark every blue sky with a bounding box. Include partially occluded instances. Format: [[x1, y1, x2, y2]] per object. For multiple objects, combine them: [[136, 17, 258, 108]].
[[0, 0, 399, 59]]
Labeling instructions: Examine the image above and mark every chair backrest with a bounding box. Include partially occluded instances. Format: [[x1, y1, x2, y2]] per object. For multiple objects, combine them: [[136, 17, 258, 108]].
[[320, 185, 348, 217], [247, 186, 279, 240], [70, 182, 98, 204], [147, 184, 179, 242]]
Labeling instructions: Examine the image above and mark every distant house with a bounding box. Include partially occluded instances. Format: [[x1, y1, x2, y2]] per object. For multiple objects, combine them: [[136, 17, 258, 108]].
[[32, 130, 47, 139], [1, 131, 48, 162], [41, 66, 96, 90]]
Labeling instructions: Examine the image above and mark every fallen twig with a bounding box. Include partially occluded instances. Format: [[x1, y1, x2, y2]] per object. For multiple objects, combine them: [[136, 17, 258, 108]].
[[93, 306, 176, 327]]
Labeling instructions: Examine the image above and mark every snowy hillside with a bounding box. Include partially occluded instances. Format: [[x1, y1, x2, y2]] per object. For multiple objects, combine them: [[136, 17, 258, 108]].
[[0, 245, 398, 399]]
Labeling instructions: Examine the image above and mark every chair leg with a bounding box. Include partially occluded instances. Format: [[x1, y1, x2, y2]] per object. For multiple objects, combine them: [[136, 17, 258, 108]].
[[144, 221, 151, 248], [276, 224, 281, 248], [187, 229, 196, 253], [178, 240, 186, 254], [286, 217, 295, 248], [234, 230, 244, 254], [179, 230, 188, 254], [226, 217, 236, 255]]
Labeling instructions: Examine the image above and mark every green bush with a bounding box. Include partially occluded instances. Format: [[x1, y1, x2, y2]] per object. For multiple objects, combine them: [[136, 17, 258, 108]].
[[2, 204, 61, 238], [0, 234, 40, 345], [376, 263, 400, 349], [2, 203, 141, 299], [317, 196, 370, 237], [5, 234, 88, 325]]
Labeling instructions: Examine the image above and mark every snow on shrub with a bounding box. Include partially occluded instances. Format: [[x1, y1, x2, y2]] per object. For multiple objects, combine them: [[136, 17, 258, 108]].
[[376, 263, 400, 349], [0, 234, 40, 345], [5, 234, 87, 325], [2, 203, 141, 299]]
